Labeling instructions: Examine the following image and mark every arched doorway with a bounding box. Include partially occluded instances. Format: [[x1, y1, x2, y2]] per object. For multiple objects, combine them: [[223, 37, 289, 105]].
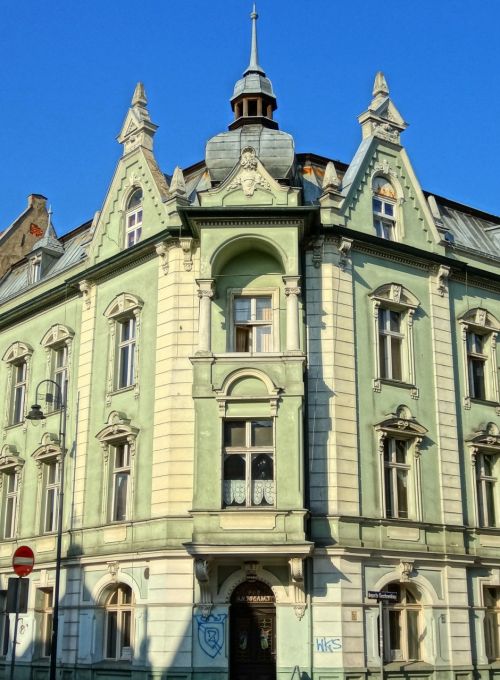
[[230, 580, 276, 680]]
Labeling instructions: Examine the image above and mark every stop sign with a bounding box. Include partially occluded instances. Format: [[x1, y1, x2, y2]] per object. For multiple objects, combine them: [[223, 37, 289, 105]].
[[12, 546, 35, 577]]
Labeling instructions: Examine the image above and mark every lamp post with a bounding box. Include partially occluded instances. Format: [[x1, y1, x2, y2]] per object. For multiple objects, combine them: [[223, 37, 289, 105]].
[[27, 379, 67, 680]]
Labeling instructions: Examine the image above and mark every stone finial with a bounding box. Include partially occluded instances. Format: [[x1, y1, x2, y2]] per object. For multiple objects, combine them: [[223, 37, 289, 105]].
[[373, 71, 389, 98], [322, 161, 341, 192], [132, 82, 147, 108], [169, 166, 187, 198]]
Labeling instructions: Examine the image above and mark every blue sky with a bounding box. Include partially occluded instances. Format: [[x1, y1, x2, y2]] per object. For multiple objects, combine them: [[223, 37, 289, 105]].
[[1, 1, 499, 234]]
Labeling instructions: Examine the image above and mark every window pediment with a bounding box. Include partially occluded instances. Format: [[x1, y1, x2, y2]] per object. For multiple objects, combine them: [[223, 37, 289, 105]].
[[215, 369, 281, 417], [460, 308, 500, 332], [375, 406, 427, 440], [2, 341, 33, 364], [32, 433, 62, 463], [467, 422, 500, 452], [41, 324, 74, 348], [96, 411, 139, 449], [370, 283, 419, 310], [104, 293, 143, 320], [0, 445, 24, 472]]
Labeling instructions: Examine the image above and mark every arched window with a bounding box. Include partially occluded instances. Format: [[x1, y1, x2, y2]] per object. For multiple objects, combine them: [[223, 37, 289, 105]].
[[40, 324, 74, 413], [2, 342, 33, 427], [104, 584, 134, 660], [125, 188, 143, 248], [382, 582, 423, 662], [372, 176, 397, 240]]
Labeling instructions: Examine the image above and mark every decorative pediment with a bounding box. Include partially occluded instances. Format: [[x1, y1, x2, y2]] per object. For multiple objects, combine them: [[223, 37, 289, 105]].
[[467, 422, 500, 451], [104, 293, 143, 320], [460, 307, 500, 331], [375, 405, 427, 439], [32, 432, 62, 463], [0, 445, 24, 472], [200, 147, 298, 207], [2, 341, 33, 363], [96, 411, 139, 449], [370, 283, 419, 309], [215, 369, 281, 417], [41, 324, 74, 348]]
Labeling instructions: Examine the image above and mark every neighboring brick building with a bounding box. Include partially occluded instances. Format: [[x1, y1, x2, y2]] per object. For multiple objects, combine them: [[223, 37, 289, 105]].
[[0, 194, 49, 278]]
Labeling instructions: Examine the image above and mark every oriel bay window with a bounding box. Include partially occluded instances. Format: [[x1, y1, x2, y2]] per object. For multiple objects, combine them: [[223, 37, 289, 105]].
[[376, 407, 427, 522], [234, 295, 273, 352], [382, 583, 423, 662], [370, 284, 419, 396], [223, 419, 274, 507], [459, 308, 500, 408]]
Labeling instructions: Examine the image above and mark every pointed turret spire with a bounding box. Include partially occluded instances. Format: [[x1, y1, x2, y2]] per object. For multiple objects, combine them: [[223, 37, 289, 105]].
[[322, 161, 341, 192], [117, 82, 158, 155], [357, 71, 407, 144], [372, 71, 389, 98], [244, 4, 265, 76]]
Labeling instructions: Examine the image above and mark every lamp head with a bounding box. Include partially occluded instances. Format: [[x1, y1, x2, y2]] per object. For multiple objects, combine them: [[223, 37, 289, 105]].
[[26, 404, 46, 421]]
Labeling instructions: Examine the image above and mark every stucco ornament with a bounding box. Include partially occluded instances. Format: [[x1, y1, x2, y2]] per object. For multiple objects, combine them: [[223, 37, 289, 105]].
[[227, 147, 271, 197]]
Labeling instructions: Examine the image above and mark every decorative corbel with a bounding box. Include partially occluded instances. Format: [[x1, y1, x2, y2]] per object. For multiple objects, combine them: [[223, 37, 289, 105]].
[[195, 558, 212, 618], [179, 237, 193, 272], [312, 236, 324, 269], [399, 560, 414, 582], [155, 241, 170, 275], [107, 561, 119, 581], [289, 557, 307, 620], [337, 237, 353, 269], [434, 265, 450, 297], [79, 280, 94, 310]]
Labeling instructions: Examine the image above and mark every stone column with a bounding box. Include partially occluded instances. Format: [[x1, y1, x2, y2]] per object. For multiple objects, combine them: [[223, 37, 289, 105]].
[[283, 276, 301, 352], [196, 279, 215, 354]]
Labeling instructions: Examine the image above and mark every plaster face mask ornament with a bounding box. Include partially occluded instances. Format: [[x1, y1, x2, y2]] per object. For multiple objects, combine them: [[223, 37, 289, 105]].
[[228, 146, 271, 197]]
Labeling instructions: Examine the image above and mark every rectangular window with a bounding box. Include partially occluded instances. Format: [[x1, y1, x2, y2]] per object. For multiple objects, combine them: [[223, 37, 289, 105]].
[[35, 588, 53, 658], [234, 296, 272, 353], [485, 588, 500, 660], [10, 361, 27, 425], [31, 259, 42, 283], [48, 345, 68, 411], [126, 209, 142, 248], [112, 444, 130, 522], [467, 332, 487, 400], [373, 198, 395, 240], [384, 439, 410, 519], [378, 309, 403, 381], [44, 461, 60, 533], [223, 420, 274, 508], [477, 453, 497, 527], [117, 318, 136, 389], [3, 472, 18, 539]]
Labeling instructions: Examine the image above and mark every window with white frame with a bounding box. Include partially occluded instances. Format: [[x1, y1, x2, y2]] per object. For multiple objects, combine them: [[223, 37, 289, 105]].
[[370, 284, 419, 395], [35, 587, 53, 658], [469, 423, 500, 528], [223, 419, 274, 508], [382, 583, 423, 662], [96, 412, 138, 524], [485, 587, 500, 661], [111, 443, 131, 522], [104, 584, 134, 660], [372, 176, 397, 241], [233, 295, 273, 352], [2, 342, 32, 428], [104, 294, 143, 399], [43, 460, 60, 533], [376, 407, 427, 522], [41, 324, 74, 413], [30, 257, 42, 283], [459, 308, 500, 409], [125, 188, 143, 248], [2, 471, 18, 539]]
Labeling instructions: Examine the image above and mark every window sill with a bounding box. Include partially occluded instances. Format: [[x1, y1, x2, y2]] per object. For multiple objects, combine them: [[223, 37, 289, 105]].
[[384, 661, 433, 672], [4, 421, 24, 431], [109, 385, 135, 397], [379, 378, 416, 390], [222, 506, 276, 511], [470, 398, 500, 408]]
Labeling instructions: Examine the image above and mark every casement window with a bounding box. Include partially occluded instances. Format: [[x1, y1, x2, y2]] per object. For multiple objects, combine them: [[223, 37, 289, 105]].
[[234, 296, 273, 352], [35, 588, 53, 658], [372, 176, 398, 241], [382, 583, 423, 662], [0, 452, 23, 541], [376, 407, 427, 522], [96, 412, 138, 524], [30, 257, 42, 283], [3, 343, 32, 428], [485, 587, 500, 661], [223, 419, 274, 508], [384, 439, 410, 519], [111, 443, 131, 522], [41, 324, 74, 413], [469, 422, 500, 528], [104, 294, 143, 401], [370, 284, 419, 396], [43, 460, 60, 533], [0, 591, 9, 657], [125, 188, 143, 248], [117, 318, 136, 389], [459, 308, 500, 409], [104, 584, 134, 661]]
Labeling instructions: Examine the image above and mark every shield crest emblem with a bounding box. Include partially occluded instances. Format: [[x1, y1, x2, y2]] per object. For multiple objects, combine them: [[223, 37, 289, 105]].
[[195, 613, 227, 659]]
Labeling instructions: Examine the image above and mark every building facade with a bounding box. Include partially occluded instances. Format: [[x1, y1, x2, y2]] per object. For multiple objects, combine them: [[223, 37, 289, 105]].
[[0, 9, 500, 680]]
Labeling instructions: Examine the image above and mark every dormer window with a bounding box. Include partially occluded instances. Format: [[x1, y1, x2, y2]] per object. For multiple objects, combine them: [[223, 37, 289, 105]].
[[30, 256, 42, 284], [125, 189, 143, 248], [373, 177, 397, 240]]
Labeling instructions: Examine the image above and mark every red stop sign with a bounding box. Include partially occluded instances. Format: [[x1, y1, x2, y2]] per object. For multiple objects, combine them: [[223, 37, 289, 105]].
[[12, 546, 35, 577]]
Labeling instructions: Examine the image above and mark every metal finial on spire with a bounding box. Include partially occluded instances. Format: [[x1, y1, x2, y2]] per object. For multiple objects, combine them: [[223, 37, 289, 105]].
[[245, 2, 265, 75]]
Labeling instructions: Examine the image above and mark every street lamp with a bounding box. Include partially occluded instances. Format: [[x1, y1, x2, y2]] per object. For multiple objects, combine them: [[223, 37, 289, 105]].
[[26, 379, 67, 680]]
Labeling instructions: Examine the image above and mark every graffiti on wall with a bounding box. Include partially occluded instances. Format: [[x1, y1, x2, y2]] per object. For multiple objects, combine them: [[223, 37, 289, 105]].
[[315, 636, 342, 652], [195, 613, 227, 658]]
